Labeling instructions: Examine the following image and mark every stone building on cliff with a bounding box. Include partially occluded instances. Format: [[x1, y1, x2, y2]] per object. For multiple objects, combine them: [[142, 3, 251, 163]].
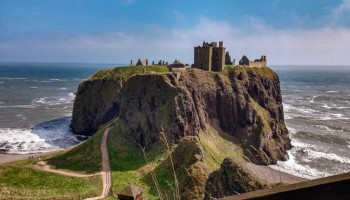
[[193, 41, 226, 72], [239, 55, 267, 68]]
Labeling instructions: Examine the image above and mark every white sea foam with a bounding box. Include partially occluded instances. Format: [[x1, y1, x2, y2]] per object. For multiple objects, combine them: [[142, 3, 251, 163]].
[[322, 104, 332, 109], [270, 138, 335, 179], [30, 87, 38, 89], [322, 103, 349, 110], [326, 90, 339, 93], [283, 103, 292, 112], [59, 87, 67, 90], [0, 117, 82, 154], [315, 125, 332, 131], [0, 82, 4, 84], [0, 105, 36, 109], [270, 149, 329, 179], [305, 149, 350, 164], [32, 94, 75, 106]]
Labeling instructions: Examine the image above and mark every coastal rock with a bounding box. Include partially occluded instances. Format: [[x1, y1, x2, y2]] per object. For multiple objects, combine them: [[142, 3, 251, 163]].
[[71, 66, 291, 164], [70, 78, 122, 135], [204, 158, 265, 199]]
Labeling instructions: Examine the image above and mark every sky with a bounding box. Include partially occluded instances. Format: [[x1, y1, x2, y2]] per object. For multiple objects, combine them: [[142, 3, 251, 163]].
[[1, 0, 350, 65]]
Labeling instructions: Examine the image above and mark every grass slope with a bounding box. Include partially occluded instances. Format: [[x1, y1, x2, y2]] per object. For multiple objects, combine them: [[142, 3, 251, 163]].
[[0, 125, 108, 199], [0, 162, 102, 199], [107, 120, 169, 199], [199, 125, 244, 172], [106, 118, 246, 199], [47, 122, 113, 173]]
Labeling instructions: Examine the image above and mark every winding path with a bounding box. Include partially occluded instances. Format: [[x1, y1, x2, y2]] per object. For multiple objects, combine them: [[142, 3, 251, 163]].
[[34, 127, 112, 199]]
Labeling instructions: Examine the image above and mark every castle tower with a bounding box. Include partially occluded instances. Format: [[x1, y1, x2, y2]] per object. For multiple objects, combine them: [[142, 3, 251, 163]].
[[193, 41, 225, 72]]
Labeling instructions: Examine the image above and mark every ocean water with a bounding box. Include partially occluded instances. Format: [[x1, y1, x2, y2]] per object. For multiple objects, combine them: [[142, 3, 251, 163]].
[[0, 63, 120, 154], [270, 66, 350, 179]]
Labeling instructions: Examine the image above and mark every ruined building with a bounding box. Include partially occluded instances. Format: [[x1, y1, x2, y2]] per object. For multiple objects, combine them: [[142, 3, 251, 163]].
[[136, 59, 148, 66], [239, 55, 267, 68], [225, 51, 233, 65], [193, 41, 225, 72]]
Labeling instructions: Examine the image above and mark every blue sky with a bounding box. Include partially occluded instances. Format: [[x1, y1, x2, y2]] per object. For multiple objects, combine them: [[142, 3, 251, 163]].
[[1, 0, 350, 65]]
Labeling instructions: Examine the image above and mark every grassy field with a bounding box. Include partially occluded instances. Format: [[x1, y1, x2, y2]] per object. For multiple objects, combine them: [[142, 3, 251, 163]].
[[0, 164, 102, 199], [88, 65, 169, 80]]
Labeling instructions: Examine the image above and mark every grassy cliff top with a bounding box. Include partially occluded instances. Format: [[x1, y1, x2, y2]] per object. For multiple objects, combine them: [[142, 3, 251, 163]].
[[225, 65, 277, 79], [87, 65, 276, 81], [88, 66, 169, 80]]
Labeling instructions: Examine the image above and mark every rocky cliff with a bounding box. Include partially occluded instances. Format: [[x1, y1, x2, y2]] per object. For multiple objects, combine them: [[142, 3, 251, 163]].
[[71, 66, 291, 165]]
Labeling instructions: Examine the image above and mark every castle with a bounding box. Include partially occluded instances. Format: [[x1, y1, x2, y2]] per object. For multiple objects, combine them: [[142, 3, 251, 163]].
[[193, 41, 226, 72], [193, 41, 267, 71], [130, 41, 267, 71], [239, 55, 267, 68]]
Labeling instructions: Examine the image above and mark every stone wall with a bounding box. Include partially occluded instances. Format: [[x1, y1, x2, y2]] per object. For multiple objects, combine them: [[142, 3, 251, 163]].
[[212, 47, 225, 71], [194, 46, 212, 71], [193, 41, 225, 72], [248, 60, 266, 68]]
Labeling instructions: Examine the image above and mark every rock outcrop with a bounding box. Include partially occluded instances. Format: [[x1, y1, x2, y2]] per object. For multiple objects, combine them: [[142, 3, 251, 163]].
[[71, 66, 291, 164], [205, 158, 265, 199], [152, 137, 209, 200]]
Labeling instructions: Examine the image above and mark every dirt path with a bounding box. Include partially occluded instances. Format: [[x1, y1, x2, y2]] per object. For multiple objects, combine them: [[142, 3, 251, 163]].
[[81, 127, 112, 200], [0, 152, 53, 164], [33, 127, 112, 200], [34, 161, 101, 178]]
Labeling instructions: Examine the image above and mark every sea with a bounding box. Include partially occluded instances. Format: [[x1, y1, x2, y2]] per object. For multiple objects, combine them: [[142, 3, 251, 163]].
[[271, 66, 350, 179], [0, 63, 120, 154], [0, 63, 349, 180]]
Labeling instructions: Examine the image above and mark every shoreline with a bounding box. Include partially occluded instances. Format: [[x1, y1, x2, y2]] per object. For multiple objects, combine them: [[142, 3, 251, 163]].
[[245, 162, 307, 184], [0, 152, 53, 164]]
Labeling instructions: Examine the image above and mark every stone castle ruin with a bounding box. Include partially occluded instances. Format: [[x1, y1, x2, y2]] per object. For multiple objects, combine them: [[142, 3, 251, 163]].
[[193, 41, 226, 72], [193, 41, 267, 71], [239, 55, 267, 68], [130, 41, 267, 70]]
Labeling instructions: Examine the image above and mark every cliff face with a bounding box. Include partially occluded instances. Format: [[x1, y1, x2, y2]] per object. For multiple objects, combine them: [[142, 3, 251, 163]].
[[71, 66, 291, 164]]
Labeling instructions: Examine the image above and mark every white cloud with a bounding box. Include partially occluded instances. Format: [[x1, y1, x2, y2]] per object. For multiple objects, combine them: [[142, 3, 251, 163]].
[[329, 0, 350, 26], [1, 17, 350, 66]]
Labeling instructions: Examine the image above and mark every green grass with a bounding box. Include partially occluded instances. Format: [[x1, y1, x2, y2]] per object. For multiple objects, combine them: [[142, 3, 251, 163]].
[[0, 165, 102, 199], [88, 65, 169, 80], [107, 118, 247, 199], [47, 122, 114, 173], [199, 126, 244, 172], [0, 123, 112, 199], [107, 120, 169, 199]]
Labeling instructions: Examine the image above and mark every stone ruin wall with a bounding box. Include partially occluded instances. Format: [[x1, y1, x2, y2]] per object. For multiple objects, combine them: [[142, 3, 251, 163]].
[[248, 60, 266, 68]]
